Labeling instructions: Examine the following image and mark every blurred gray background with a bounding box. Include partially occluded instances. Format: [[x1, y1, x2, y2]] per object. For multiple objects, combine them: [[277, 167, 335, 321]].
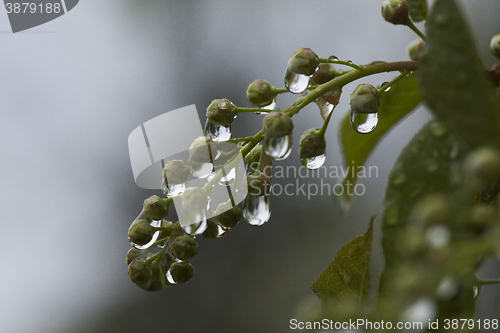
[[0, 1, 499, 332]]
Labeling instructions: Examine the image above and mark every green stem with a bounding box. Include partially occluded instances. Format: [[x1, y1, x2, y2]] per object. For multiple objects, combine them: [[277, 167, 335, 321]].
[[478, 279, 500, 285], [405, 19, 426, 41], [318, 58, 363, 71], [235, 107, 271, 113], [319, 106, 335, 136], [227, 136, 254, 143], [274, 88, 289, 94], [377, 70, 408, 94]]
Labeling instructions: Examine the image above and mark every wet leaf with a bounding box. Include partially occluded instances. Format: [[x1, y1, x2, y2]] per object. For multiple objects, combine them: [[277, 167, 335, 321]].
[[406, 0, 428, 23], [419, 0, 500, 149], [338, 73, 421, 208], [311, 217, 374, 310]]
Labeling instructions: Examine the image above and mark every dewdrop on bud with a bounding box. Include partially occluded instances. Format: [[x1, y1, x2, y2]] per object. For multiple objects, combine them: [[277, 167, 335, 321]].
[[170, 261, 195, 284], [206, 99, 237, 126], [162, 160, 190, 198], [246, 80, 278, 109], [128, 218, 156, 246], [188, 136, 216, 178], [407, 39, 426, 61], [285, 48, 318, 94], [349, 84, 380, 134], [381, 0, 409, 25], [490, 34, 500, 60], [310, 63, 339, 85], [263, 112, 294, 160], [298, 128, 327, 170]]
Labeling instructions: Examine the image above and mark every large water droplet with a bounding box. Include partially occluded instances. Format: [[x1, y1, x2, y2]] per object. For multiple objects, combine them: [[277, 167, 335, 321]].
[[166, 267, 177, 284], [264, 135, 292, 160], [473, 285, 480, 299], [260, 98, 277, 111], [425, 224, 451, 248], [301, 154, 326, 170], [219, 167, 236, 186], [161, 179, 186, 198], [328, 55, 339, 60], [284, 69, 310, 94], [243, 195, 271, 226], [190, 162, 213, 179], [205, 120, 231, 142], [180, 209, 208, 235], [349, 111, 378, 134], [132, 220, 161, 250]]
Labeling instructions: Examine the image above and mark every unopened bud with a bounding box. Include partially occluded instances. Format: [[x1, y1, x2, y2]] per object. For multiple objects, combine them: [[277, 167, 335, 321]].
[[310, 63, 339, 85], [128, 218, 155, 246], [170, 261, 195, 284], [298, 128, 326, 159], [287, 48, 319, 76], [246, 80, 278, 107], [142, 195, 169, 220], [206, 99, 237, 125], [263, 112, 294, 139], [128, 259, 153, 288], [163, 160, 190, 185], [172, 235, 199, 260], [381, 0, 409, 25], [201, 218, 220, 238], [407, 38, 426, 61], [350, 84, 380, 114], [216, 202, 242, 229]]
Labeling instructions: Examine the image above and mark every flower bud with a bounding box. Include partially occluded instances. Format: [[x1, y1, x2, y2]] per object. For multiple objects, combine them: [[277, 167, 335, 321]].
[[201, 218, 220, 238], [245, 145, 263, 174], [407, 38, 426, 61], [287, 48, 319, 76], [206, 99, 237, 125], [188, 136, 216, 163], [381, 0, 409, 25], [142, 195, 169, 220], [298, 129, 326, 159], [310, 63, 339, 85], [490, 34, 500, 60], [463, 147, 500, 192], [263, 112, 294, 139], [172, 235, 199, 260], [182, 187, 209, 210], [128, 259, 153, 288], [128, 218, 155, 246], [350, 84, 381, 114], [163, 160, 190, 186], [170, 261, 195, 284], [244, 173, 270, 197], [126, 247, 143, 265], [144, 260, 171, 291], [246, 80, 278, 107], [215, 201, 242, 229]]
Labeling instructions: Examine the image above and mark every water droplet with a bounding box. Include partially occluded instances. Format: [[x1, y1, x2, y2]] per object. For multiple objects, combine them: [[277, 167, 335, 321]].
[[132, 220, 161, 250], [190, 162, 213, 179], [243, 195, 271, 226], [430, 122, 448, 137], [473, 285, 480, 299], [404, 298, 437, 323], [437, 276, 460, 300], [166, 267, 177, 284], [264, 135, 292, 160], [205, 120, 231, 142], [219, 167, 236, 186], [328, 55, 338, 60], [180, 209, 208, 235], [425, 224, 451, 248], [301, 154, 326, 170], [217, 225, 231, 237], [349, 111, 378, 134], [260, 98, 277, 111], [284, 69, 310, 94], [161, 179, 186, 198]]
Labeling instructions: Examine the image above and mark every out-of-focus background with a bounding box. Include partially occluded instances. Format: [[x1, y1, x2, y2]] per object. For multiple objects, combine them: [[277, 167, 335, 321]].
[[0, 1, 499, 332]]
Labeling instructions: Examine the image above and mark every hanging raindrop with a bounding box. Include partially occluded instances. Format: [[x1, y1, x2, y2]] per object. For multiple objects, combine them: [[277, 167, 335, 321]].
[[264, 135, 292, 160], [204, 120, 231, 142], [161, 179, 186, 198], [243, 195, 271, 226], [284, 69, 310, 94], [166, 267, 177, 285], [260, 98, 277, 111], [301, 154, 326, 170], [350, 110, 378, 134]]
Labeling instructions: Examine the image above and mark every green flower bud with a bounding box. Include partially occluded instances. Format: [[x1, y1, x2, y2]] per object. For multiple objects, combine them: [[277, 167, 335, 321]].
[[298, 128, 326, 159], [490, 34, 500, 60], [310, 63, 339, 85], [163, 160, 190, 185], [244, 173, 270, 197], [467, 204, 498, 234], [215, 202, 242, 229], [350, 84, 381, 114], [172, 235, 199, 260], [128, 218, 155, 246], [287, 48, 319, 76], [143, 260, 171, 291], [170, 261, 195, 284], [381, 0, 409, 25], [245, 145, 263, 174], [128, 259, 153, 288], [463, 147, 500, 192], [201, 218, 220, 238], [182, 187, 209, 210], [206, 99, 237, 126], [263, 112, 294, 139], [126, 247, 143, 265], [407, 38, 426, 61], [246, 80, 278, 107], [142, 195, 169, 220]]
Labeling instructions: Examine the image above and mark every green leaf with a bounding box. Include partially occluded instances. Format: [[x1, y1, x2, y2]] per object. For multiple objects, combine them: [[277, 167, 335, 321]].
[[311, 217, 374, 311], [406, 0, 429, 23], [338, 72, 421, 207], [419, 0, 500, 149]]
